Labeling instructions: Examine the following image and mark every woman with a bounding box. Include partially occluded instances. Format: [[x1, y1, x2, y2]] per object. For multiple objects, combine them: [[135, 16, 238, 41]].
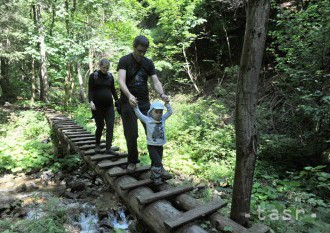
[[88, 58, 119, 154]]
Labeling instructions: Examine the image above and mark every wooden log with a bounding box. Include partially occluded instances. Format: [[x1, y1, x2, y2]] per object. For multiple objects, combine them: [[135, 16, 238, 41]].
[[90, 153, 127, 162], [164, 199, 227, 231], [74, 139, 104, 146], [56, 125, 83, 129], [137, 185, 194, 205], [79, 143, 106, 150], [61, 129, 88, 133], [98, 159, 128, 169], [120, 179, 154, 191], [81, 146, 120, 156], [70, 136, 96, 142], [66, 133, 93, 138], [245, 224, 270, 233], [107, 165, 150, 177], [103, 167, 208, 233]]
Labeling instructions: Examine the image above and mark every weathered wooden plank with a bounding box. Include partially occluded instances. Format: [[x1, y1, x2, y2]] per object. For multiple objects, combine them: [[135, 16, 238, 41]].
[[56, 125, 83, 128], [74, 140, 104, 146], [120, 179, 154, 191], [66, 134, 93, 138], [79, 143, 106, 150], [164, 199, 227, 231], [98, 159, 128, 169], [61, 129, 87, 133], [90, 153, 127, 161], [137, 185, 194, 205], [81, 147, 119, 156], [70, 136, 96, 142], [108, 165, 150, 177], [65, 132, 92, 136], [245, 224, 270, 233]]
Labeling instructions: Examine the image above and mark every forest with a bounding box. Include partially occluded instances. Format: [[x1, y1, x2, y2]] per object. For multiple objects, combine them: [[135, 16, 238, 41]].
[[0, 0, 329, 232]]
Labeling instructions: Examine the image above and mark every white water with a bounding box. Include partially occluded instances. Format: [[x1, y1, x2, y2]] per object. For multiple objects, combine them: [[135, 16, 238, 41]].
[[107, 208, 130, 229]]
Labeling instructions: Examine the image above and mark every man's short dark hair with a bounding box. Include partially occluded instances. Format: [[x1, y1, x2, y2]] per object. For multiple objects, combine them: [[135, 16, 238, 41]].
[[133, 35, 149, 48]]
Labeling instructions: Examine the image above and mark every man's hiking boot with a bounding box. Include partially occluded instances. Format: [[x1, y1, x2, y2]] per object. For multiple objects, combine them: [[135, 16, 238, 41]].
[[127, 163, 136, 174], [150, 166, 163, 185], [94, 144, 101, 153], [104, 149, 119, 156], [161, 167, 173, 180]]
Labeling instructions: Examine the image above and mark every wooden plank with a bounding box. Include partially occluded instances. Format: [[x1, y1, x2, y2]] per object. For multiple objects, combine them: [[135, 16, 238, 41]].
[[74, 140, 104, 146], [56, 125, 82, 128], [137, 185, 194, 205], [164, 199, 227, 231], [70, 136, 96, 142], [90, 153, 127, 161], [245, 224, 270, 233], [61, 129, 87, 133], [108, 165, 150, 177], [79, 143, 105, 150], [120, 179, 154, 191], [98, 160, 128, 169], [66, 134, 93, 138]]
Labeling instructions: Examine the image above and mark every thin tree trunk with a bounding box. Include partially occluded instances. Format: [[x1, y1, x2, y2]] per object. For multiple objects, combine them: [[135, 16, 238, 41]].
[[182, 46, 200, 93], [230, 0, 270, 226], [64, 63, 73, 107], [31, 59, 36, 102], [223, 24, 233, 65], [0, 58, 10, 100], [36, 4, 49, 102], [77, 62, 86, 102]]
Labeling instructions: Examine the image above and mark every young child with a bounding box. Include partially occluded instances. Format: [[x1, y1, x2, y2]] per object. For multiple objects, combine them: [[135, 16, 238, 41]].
[[133, 100, 173, 185]]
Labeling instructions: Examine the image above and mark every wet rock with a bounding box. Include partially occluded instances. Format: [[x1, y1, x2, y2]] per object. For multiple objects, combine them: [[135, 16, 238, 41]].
[[95, 178, 103, 185], [0, 197, 16, 209], [128, 219, 148, 233], [67, 181, 86, 192], [64, 192, 78, 199], [15, 183, 27, 193], [26, 182, 38, 192]]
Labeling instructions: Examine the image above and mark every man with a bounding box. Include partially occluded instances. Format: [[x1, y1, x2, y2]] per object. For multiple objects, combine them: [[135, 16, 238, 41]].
[[117, 35, 170, 173]]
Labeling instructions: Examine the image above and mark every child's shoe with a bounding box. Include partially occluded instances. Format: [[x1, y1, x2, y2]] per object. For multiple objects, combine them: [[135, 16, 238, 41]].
[[161, 167, 173, 180], [150, 166, 163, 185]]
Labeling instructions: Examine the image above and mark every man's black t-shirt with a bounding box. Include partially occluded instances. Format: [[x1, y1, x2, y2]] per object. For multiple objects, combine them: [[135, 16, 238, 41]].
[[117, 53, 156, 103], [88, 71, 118, 107]]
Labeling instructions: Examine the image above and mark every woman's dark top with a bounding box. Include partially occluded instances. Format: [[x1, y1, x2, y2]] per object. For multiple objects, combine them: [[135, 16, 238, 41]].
[[117, 53, 156, 103], [88, 70, 118, 107]]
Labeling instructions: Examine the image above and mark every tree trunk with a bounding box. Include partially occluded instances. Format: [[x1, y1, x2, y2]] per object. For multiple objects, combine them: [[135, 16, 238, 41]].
[[0, 58, 10, 100], [31, 59, 36, 102], [35, 4, 49, 102], [77, 62, 86, 102], [64, 63, 73, 107], [230, 0, 270, 226], [89, 45, 94, 74]]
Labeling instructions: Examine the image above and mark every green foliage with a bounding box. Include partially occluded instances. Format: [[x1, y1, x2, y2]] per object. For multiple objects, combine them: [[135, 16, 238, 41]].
[[263, 0, 330, 162], [251, 161, 330, 233], [0, 107, 81, 174]]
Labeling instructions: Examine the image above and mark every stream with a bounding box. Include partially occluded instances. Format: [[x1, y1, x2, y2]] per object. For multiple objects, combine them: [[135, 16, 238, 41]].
[[0, 166, 138, 233]]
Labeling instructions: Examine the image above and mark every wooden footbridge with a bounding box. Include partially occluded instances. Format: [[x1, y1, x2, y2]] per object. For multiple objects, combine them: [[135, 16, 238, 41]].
[[46, 110, 270, 233]]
